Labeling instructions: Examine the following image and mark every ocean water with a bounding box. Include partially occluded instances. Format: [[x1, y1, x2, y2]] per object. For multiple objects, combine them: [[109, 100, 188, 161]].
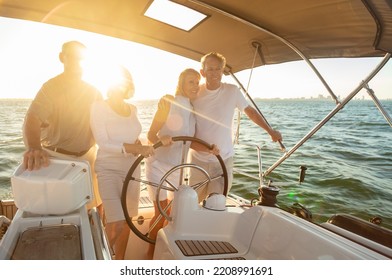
[[1, 98, 391, 229]]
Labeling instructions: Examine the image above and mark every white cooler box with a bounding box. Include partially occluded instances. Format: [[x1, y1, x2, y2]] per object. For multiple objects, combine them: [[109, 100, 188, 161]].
[[11, 159, 93, 215]]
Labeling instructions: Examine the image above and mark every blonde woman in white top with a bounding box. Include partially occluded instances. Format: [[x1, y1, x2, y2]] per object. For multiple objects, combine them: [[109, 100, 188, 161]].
[[145, 68, 200, 254], [90, 67, 154, 260]]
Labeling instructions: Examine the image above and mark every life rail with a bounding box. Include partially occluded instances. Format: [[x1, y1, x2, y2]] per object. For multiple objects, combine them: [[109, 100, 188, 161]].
[[231, 51, 391, 178]]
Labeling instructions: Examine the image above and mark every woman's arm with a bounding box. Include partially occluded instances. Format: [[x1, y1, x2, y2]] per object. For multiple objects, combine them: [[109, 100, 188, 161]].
[[147, 95, 173, 146], [244, 106, 282, 142]]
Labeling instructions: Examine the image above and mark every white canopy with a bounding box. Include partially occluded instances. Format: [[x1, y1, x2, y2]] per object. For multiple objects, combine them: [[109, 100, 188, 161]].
[[1, 0, 391, 72]]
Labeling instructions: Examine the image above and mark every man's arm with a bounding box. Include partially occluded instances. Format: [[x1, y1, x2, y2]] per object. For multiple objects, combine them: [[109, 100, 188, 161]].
[[244, 106, 282, 142], [190, 142, 220, 155], [24, 112, 43, 150], [23, 112, 50, 170]]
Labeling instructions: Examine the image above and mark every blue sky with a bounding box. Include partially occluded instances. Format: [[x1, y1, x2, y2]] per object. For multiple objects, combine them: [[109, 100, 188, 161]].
[[0, 16, 391, 100]]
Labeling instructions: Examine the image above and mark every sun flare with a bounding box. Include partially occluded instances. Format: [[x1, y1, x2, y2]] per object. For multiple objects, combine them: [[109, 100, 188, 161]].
[[81, 49, 127, 96]]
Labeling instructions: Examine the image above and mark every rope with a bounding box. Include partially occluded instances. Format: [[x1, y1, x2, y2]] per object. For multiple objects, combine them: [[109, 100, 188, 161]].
[[234, 44, 260, 144], [247, 43, 259, 91]]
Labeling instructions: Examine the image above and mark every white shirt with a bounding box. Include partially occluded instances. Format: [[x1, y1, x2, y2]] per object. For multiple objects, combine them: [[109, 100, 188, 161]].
[[149, 95, 195, 166], [191, 83, 249, 161], [90, 100, 142, 160]]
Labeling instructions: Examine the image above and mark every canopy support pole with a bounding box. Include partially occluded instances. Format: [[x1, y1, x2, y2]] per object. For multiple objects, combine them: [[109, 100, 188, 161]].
[[364, 83, 392, 127], [263, 53, 391, 177]]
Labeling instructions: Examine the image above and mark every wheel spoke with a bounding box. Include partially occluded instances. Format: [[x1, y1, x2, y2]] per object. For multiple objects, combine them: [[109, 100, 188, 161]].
[[210, 173, 225, 182], [147, 212, 164, 235], [154, 199, 173, 222], [189, 178, 210, 191], [163, 178, 179, 192], [130, 177, 160, 188]]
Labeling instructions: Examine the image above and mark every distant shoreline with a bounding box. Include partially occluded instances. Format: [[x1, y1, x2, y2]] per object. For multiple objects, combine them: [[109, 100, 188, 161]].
[[1, 97, 390, 101]]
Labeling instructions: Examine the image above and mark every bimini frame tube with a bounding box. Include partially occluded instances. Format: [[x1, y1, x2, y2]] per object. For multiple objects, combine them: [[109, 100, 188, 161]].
[[263, 53, 391, 177], [190, 0, 391, 178], [190, 0, 340, 104], [364, 83, 392, 127]]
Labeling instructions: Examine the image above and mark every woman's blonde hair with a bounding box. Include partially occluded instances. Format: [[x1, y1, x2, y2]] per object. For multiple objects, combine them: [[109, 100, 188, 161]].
[[175, 68, 200, 96]]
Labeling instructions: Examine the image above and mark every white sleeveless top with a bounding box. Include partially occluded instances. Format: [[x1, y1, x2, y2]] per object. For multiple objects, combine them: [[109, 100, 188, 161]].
[[149, 95, 195, 166]]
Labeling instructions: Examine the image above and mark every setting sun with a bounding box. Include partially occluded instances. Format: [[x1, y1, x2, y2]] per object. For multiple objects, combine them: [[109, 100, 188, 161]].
[[0, 17, 200, 101], [80, 40, 201, 100], [0, 17, 390, 101], [81, 49, 128, 96]]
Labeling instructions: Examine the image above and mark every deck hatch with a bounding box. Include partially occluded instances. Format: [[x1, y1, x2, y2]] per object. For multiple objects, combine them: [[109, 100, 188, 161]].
[[12, 224, 81, 260]]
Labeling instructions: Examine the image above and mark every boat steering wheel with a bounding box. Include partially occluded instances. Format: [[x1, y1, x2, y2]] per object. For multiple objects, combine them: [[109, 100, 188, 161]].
[[121, 136, 228, 244]]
